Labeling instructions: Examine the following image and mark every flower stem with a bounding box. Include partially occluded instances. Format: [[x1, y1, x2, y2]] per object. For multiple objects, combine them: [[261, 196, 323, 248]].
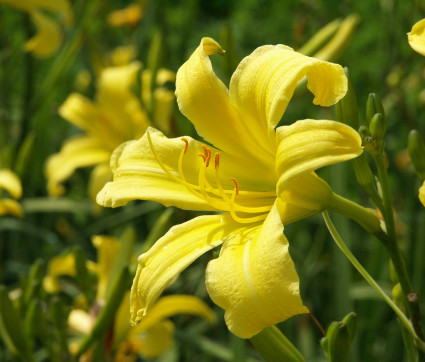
[[322, 211, 425, 351], [249, 326, 305, 362], [373, 153, 424, 341]]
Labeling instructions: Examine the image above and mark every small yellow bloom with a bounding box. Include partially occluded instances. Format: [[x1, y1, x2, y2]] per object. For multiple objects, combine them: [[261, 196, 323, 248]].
[[45, 62, 175, 200], [0, 169, 23, 218], [408, 18, 425, 56], [107, 2, 145, 27], [98, 38, 363, 338], [0, 0, 72, 57]]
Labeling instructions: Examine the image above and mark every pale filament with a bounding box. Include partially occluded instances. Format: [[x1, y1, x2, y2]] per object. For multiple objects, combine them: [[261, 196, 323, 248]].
[[147, 131, 273, 222]]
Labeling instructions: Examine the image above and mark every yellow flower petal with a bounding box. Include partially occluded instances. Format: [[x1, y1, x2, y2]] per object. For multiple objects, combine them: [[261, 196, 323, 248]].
[[92, 235, 120, 301], [136, 295, 215, 331], [277, 173, 332, 224], [68, 309, 92, 335], [229, 44, 347, 149], [175, 38, 273, 165], [153, 88, 174, 134], [96, 62, 150, 141], [45, 136, 111, 196], [43, 253, 76, 293], [420, 181, 425, 206], [408, 19, 425, 56], [130, 213, 250, 325], [88, 163, 112, 204], [97, 127, 276, 210], [58, 94, 125, 151], [0, 169, 22, 199], [0, 199, 24, 218], [24, 9, 62, 57], [205, 203, 308, 338], [107, 3, 144, 27], [275, 119, 362, 188], [132, 320, 175, 358]]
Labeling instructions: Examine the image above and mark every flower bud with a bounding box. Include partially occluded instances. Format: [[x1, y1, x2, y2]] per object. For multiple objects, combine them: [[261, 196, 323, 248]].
[[366, 93, 385, 125], [369, 113, 386, 142]]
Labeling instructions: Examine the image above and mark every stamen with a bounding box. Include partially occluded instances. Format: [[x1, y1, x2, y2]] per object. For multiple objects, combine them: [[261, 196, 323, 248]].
[[181, 138, 189, 154], [214, 153, 220, 169], [147, 131, 202, 199], [229, 189, 268, 224], [148, 131, 274, 220], [229, 177, 239, 195]]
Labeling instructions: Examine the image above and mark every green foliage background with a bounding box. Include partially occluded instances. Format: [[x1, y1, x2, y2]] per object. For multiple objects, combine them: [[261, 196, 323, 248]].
[[1, 0, 425, 361]]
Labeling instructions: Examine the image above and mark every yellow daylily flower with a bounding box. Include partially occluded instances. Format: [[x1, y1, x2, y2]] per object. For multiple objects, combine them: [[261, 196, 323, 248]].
[[69, 293, 214, 359], [64, 234, 214, 359], [45, 62, 175, 200], [0, 169, 23, 218], [43, 253, 77, 294], [97, 38, 363, 338], [107, 2, 145, 27], [0, 0, 72, 57], [419, 182, 425, 207], [408, 18, 425, 56]]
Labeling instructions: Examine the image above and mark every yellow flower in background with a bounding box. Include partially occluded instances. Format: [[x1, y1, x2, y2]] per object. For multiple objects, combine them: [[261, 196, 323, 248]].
[[0, 0, 72, 57], [97, 38, 362, 338], [52, 235, 215, 359], [420, 182, 425, 207], [107, 2, 146, 28], [69, 293, 215, 359], [45, 61, 175, 201], [408, 18, 425, 56], [0, 169, 23, 218]]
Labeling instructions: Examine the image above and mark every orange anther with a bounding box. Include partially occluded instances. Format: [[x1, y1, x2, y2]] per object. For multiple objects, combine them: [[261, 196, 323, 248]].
[[214, 153, 220, 169], [229, 177, 239, 195], [198, 154, 206, 162], [181, 138, 189, 154]]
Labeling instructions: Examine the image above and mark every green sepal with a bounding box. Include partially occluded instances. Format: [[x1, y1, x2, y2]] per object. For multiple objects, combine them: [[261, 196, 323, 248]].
[[335, 68, 359, 129], [408, 130, 425, 181], [249, 326, 305, 362]]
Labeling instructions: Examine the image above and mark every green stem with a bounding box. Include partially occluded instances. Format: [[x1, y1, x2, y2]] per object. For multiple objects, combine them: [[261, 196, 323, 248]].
[[322, 211, 425, 352], [326, 192, 381, 233], [373, 154, 424, 341], [249, 326, 305, 362]]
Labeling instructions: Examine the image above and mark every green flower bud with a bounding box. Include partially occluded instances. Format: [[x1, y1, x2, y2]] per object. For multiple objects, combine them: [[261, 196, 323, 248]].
[[327, 321, 350, 362], [366, 93, 385, 125], [408, 130, 425, 181], [369, 113, 386, 142], [341, 312, 357, 343]]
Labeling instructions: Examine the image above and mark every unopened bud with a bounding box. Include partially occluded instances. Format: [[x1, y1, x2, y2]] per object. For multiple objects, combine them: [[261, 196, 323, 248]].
[[366, 93, 385, 125], [369, 113, 386, 142]]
